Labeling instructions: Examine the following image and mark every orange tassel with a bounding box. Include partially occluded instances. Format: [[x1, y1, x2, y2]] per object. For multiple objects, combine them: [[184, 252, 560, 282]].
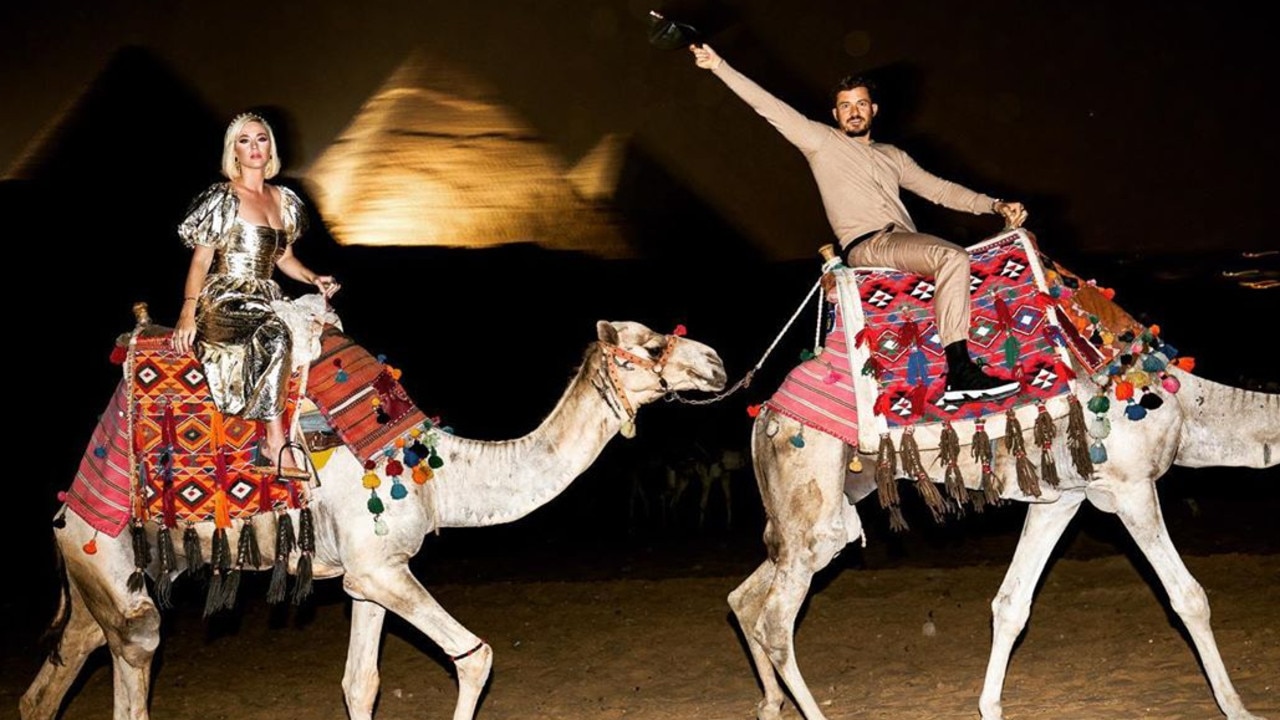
[[214, 488, 231, 530]]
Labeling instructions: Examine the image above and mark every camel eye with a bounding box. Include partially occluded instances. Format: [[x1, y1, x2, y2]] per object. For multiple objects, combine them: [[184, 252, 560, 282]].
[[644, 344, 664, 359]]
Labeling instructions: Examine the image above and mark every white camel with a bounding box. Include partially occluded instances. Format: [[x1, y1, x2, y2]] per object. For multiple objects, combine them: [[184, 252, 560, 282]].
[[730, 354, 1277, 718], [20, 319, 726, 720]]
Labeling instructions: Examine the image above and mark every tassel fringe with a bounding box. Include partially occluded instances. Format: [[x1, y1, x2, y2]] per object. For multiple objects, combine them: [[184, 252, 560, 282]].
[[1066, 395, 1094, 478], [293, 507, 316, 604], [183, 524, 204, 577], [939, 422, 967, 507], [971, 422, 1001, 506], [1033, 405, 1060, 487], [268, 512, 296, 605], [874, 434, 906, 532], [155, 526, 178, 609], [1005, 410, 1042, 498], [899, 430, 946, 523], [128, 521, 150, 593], [204, 527, 233, 617]]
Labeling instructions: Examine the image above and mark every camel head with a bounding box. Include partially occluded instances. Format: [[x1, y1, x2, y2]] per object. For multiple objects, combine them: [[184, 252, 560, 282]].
[[596, 320, 726, 408]]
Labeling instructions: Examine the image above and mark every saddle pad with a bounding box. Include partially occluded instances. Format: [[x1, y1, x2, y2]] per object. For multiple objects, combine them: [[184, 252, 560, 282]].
[[130, 334, 303, 527], [306, 327, 426, 463], [65, 379, 135, 536], [65, 334, 304, 536], [831, 228, 1077, 450], [765, 304, 859, 446]]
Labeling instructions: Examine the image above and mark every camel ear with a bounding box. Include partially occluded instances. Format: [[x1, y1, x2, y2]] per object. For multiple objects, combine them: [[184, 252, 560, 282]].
[[597, 320, 619, 345]]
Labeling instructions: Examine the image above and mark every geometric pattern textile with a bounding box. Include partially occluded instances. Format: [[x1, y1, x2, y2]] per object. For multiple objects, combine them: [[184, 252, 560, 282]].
[[129, 334, 304, 528], [781, 229, 1079, 452], [306, 327, 427, 464]]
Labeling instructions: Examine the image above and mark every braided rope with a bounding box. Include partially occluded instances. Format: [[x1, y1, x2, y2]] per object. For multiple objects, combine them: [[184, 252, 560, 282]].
[[668, 272, 826, 406]]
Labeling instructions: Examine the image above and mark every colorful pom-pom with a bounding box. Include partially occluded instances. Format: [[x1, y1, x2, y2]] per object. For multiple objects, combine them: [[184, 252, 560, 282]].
[[672, 324, 688, 337], [746, 404, 762, 418], [367, 492, 385, 514]]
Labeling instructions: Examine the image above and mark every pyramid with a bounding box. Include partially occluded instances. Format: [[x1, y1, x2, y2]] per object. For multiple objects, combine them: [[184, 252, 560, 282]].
[[304, 50, 630, 257]]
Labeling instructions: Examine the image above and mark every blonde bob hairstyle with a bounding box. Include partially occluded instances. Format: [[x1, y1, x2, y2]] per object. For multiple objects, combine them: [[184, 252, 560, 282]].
[[221, 112, 282, 180]]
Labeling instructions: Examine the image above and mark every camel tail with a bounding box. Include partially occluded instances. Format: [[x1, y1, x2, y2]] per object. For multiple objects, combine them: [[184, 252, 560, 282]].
[[1173, 370, 1280, 469], [39, 536, 72, 667]]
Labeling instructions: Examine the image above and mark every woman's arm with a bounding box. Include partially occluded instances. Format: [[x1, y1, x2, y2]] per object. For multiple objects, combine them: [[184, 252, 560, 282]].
[[277, 244, 340, 298], [173, 245, 214, 354]]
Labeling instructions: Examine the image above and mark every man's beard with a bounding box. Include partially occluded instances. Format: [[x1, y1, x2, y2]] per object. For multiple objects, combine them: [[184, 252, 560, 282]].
[[843, 123, 870, 138]]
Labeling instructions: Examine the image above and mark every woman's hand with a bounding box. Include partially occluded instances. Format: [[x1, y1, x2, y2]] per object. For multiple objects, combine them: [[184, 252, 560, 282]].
[[314, 275, 341, 298], [173, 313, 197, 355]]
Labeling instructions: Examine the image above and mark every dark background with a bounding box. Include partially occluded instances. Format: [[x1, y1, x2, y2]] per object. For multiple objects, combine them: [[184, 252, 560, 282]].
[[1, 0, 1275, 632]]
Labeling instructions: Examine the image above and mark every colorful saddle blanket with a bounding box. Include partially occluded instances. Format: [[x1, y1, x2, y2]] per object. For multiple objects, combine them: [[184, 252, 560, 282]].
[[768, 229, 1078, 451], [65, 327, 431, 537], [66, 334, 305, 537], [306, 327, 428, 464]]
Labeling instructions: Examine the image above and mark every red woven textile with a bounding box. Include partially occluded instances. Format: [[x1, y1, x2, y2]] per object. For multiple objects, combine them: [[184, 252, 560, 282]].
[[306, 327, 427, 463], [64, 334, 304, 536]]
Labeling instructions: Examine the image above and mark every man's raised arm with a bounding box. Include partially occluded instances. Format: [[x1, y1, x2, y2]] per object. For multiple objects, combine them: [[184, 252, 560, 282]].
[[690, 44, 828, 154]]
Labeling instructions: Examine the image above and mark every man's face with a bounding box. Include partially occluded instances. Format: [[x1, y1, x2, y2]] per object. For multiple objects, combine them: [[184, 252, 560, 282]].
[[832, 87, 876, 138]]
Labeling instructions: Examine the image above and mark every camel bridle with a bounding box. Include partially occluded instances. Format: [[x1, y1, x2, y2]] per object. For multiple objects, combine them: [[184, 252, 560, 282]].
[[599, 334, 680, 422]]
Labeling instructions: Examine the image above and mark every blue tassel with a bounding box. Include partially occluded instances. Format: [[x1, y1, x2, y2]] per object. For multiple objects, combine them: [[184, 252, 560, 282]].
[[1124, 403, 1148, 421], [390, 478, 408, 500], [906, 348, 929, 386], [789, 433, 805, 448], [1088, 441, 1108, 464]]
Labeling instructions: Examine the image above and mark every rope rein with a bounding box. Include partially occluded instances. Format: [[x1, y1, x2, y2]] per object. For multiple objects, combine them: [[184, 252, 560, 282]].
[[667, 271, 828, 406]]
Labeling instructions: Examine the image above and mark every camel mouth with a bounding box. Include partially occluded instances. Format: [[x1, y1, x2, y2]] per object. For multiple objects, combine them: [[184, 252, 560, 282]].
[[693, 367, 727, 392]]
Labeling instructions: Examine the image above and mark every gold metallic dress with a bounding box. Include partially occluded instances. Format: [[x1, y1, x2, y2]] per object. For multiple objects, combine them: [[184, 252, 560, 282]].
[[178, 182, 308, 421]]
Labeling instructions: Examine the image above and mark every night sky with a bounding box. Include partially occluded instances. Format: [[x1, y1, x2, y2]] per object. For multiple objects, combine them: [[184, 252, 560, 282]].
[[2, 1, 1276, 573]]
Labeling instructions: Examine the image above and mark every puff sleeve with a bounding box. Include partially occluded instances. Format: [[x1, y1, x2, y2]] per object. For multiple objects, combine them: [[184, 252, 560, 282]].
[[177, 182, 238, 248], [278, 186, 309, 245]]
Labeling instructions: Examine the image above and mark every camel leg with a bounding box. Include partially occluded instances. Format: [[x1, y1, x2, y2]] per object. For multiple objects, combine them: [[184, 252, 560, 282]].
[[721, 473, 733, 530], [341, 599, 388, 720], [20, 575, 107, 720], [344, 566, 492, 720], [1113, 482, 1264, 720], [728, 559, 788, 720], [978, 491, 1085, 720], [698, 471, 713, 530]]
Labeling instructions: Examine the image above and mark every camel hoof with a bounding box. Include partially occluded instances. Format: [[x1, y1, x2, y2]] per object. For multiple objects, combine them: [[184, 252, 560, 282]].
[[755, 698, 784, 720]]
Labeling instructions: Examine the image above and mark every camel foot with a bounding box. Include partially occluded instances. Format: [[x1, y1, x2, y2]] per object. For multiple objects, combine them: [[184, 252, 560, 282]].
[[755, 698, 785, 720]]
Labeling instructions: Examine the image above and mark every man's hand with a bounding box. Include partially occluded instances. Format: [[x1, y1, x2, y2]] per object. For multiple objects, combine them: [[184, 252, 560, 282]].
[[690, 43, 722, 70], [994, 200, 1029, 229]]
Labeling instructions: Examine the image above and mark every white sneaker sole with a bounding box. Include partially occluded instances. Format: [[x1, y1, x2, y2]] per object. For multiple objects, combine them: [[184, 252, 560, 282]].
[[941, 380, 1020, 404]]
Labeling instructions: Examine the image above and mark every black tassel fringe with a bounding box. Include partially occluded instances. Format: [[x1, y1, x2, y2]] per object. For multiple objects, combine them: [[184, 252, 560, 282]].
[[267, 512, 296, 604], [293, 508, 315, 604], [155, 526, 178, 609], [183, 524, 204, 576], [128, 521, 150, 593]]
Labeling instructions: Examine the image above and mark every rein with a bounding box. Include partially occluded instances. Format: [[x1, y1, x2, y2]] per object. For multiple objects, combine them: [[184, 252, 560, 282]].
[[667, 268, 831, 407]]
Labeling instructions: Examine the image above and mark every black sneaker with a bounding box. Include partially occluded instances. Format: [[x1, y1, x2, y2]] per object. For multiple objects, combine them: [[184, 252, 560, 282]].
[[942, 359, 1020, 404]]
